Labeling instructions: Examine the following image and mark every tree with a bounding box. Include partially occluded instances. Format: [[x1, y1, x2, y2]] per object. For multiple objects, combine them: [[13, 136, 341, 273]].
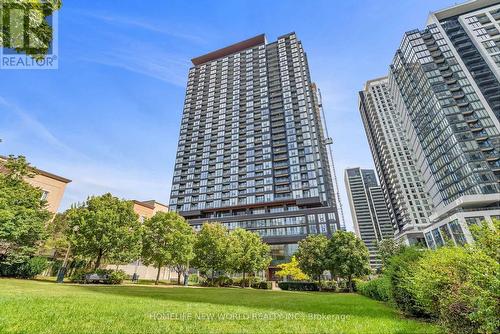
[[326, 231, 370, 292], [1, 0, 62, 60], [469, 219, 499, 262], [295, 234, 328, 284], [275, 256, 309, 281], [41, 212, 70, 259], [229, 228, 271, 287], [141, 211, 194, 285], [0, 155, 51, 266], [65, 193, 141, 270], [377, 238, 405, 269], [192, 223, 230, 282]]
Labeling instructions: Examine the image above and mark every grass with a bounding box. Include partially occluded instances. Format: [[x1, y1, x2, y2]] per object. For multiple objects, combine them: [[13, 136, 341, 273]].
[[0, 278, 441, 334]]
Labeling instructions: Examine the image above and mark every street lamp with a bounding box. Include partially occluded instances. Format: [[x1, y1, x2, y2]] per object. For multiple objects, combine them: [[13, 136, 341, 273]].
[[56, 225, 79, 283]]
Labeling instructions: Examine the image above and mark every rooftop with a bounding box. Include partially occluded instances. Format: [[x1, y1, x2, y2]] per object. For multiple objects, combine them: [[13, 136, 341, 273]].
[[191, 34, 266, 66]]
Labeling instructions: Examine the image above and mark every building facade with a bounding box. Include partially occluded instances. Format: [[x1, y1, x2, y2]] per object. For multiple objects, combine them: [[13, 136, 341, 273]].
[[387, 0, 500, 248], [359, 77, 434, 245], [109, 199, 172, 281], [169, 33, 341, 268], [0, 155, 71, 213], [345, 168, 393, 268]]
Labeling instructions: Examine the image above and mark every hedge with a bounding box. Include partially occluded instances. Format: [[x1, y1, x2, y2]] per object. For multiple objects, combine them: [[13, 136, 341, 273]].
[[278, 281, 319, 291], [70, 269, 127, 284], [357, 277, 390, 301]]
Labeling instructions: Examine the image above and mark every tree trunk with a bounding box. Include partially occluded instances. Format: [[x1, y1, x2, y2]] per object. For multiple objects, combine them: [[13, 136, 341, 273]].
[[177, 271, 181, 285], [318, 274, 322, 291], [242, 272, 246, 288], [348, 275, 353, 292], [94, 249, 103, 270], [155, 262, 162, 285], [211, 269, 215, 284]]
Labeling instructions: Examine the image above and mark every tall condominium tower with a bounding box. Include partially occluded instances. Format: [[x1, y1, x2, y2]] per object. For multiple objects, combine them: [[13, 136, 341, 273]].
[[345, 168, 394, 268], [388, 0, 500, 248], [359, 77, 434, 245], [169, 33, 341, 271]]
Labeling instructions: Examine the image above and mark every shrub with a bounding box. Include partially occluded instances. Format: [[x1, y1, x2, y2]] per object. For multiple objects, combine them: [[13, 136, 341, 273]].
[[188, 274, 199, 283], [336, 280, 351, 293], [0, 257, 49, 279], [70, 269, 126, 284], [251, 281, 272, 289], [411, 246, 499, 334], [233, 277, 259, 287], [384, 247, 429, 317], [319, 280, 337, 292], [357, 277, 391, 302], [278, 281, 319, 291], [17, 257, 49, 279], [215, 276, 233, 287]]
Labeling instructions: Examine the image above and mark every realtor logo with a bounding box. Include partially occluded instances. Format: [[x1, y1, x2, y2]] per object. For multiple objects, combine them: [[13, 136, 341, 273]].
[[0, 0, 59, 69]]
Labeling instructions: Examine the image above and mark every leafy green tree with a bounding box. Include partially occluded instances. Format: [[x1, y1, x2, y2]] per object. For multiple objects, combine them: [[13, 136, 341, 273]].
[[65, 193, 141, 270], [41, 212, 69, 259], [377, 238, 405, 269], [0, 155, 51, 266], [326, 230, 370, 292], [469, 219, 499, 262], [295, 234, 328, 284], [1, 0, 62, 60], [275, 256, 309, 281], [192, 223, 230, 282], [141, 211, 195, 285], [229, 228, 271, 287]]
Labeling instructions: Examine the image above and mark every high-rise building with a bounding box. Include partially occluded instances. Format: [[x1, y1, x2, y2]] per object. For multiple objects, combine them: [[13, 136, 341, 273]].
[[387, 0, 500, 248], [359, 77, 434, 245], [345, 168, 393, 268], [169, 33, 341, 272]]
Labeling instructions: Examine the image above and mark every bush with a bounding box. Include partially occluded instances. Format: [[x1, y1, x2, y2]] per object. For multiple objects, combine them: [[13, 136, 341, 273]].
[[251, 281, 272, 289], [188, 274, 199, 283], [0, 256, 48, 279], [336, 280, 351, 293], [17, 257, 49, 279], [278, 281, 319, 291], [233, 277, 259, 287], [411, 246, 499, 334], [70, 269, 126, 284], [357, 277, 391, 302], [319, 280, 337, 292], [384, 247, 429, 317]]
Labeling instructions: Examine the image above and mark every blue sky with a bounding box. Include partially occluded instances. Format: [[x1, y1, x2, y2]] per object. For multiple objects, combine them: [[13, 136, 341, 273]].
[[0, 0, 458, 231]]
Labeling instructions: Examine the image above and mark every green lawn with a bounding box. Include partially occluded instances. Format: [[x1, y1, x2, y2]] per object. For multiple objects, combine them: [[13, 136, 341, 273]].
[[0, 279, 441, 334]]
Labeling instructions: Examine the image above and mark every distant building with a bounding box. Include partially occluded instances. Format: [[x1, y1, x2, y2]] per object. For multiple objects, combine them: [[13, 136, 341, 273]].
[[132, 200, 169, 223], [0, 155, 71, 213], [109, 199, 175, 281], [359, 77, 434, 245], [344, 168, 393, 269], [360, 0, 500, 249]]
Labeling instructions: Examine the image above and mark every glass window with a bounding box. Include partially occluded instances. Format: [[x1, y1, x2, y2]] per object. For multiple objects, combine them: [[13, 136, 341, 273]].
[[432, 228, 444, 247], [425, 232, 435, 249], [448, 220, 467, 246]]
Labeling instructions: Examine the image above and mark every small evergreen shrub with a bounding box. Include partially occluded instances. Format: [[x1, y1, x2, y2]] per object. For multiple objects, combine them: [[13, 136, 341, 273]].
[[0, 257, 48, 279], [70, 269, 126, 284], [251, 281, 272, 289], [319, 280, 337, 292], [278, 282, 319, 291]]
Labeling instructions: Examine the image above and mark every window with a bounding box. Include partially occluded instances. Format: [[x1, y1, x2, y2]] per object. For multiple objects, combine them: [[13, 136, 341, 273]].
[[40, 191, 49, 201]]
